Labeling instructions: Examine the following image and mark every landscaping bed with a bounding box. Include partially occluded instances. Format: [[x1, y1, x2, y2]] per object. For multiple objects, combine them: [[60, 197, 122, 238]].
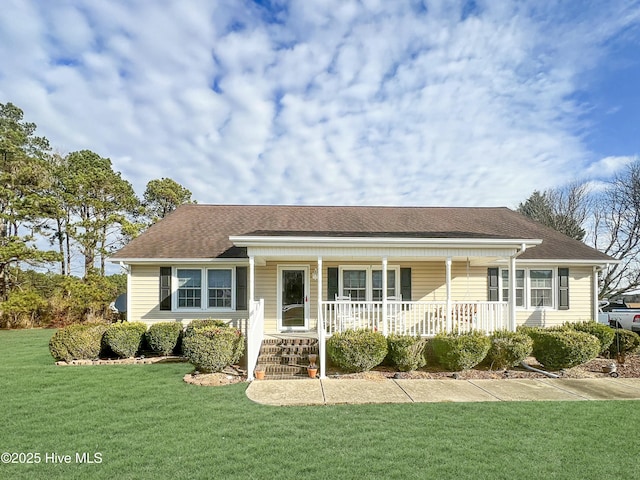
[[330, 354, 640, 380], [183, 369, 245, 386]]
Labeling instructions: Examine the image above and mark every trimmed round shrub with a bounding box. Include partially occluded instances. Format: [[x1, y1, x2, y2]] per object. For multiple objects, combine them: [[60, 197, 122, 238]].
[[386, 334, 427, 372], [485, 330, 533, 369], [184, 319, 229, 337], [182, 325, 245, 373], [327, 329, 387, 373], [432, 331, 491, 371], [49, 323, 108, 362], [531, 330, 600, 370], [607, 329, 640, 357], [103, 322, 148, 358], [146, 322, 183, 355], [564, 321, 614, 355]]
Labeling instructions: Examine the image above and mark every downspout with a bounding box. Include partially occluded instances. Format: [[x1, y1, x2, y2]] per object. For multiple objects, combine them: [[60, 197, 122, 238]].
[[508, 244, 527, 332], [519, 361, 560, 378], [512, 243, 559, 378], [120, 262, 131, 323], [318, 257, 326, 379], [445, 257, 452, 332], [382, 257, 388, 336], [592, 264, 607, 321]]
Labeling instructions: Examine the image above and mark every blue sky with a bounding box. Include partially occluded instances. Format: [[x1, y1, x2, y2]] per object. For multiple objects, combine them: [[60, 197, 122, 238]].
[[2, 0, 640, 208]]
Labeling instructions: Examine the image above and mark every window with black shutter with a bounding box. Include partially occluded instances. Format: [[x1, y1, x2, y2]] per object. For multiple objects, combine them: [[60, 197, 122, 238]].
[[487, 268, 499, 301], [159, 267, 172, 311], [558, 268, 569, 310], [400, 267, 411, 302], [327, 267, 338, 301], [236, 266, 248, 310]]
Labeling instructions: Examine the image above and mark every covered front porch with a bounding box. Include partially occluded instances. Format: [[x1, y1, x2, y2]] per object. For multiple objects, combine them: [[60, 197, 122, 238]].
[[235, 234, 541, 380], [322, 299, 509, 336]]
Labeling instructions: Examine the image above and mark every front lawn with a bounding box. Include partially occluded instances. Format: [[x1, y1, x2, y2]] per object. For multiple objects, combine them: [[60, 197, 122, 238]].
[[0, 329, 638, 479]]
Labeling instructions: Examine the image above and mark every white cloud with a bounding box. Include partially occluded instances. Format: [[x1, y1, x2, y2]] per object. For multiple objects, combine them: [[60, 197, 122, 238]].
[[1, 0, 640, 209], [584, 155, 638, 179]]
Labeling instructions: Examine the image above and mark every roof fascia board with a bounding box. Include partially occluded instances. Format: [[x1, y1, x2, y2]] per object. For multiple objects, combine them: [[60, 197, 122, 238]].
[[513, 258, 619, 266], [229, 235, 543, 250], [107, 258, 248, 264]]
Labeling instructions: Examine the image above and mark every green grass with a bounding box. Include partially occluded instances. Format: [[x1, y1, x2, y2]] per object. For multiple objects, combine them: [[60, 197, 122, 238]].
[[1, 329, 639, 479]]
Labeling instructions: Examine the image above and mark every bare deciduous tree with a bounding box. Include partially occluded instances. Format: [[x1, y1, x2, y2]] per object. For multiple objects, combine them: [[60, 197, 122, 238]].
[[592, 161, 640, 299]]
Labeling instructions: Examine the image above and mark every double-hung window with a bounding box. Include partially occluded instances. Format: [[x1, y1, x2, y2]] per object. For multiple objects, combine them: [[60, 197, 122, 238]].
[[340, 266, 399, 301], [207, 269, 232, 308], [501, 269, 524, 307], [177, 269, 202, 308], [175, 268, 235, 310], [530, 270, 553, 307], [342, 270, 367, 301], [372, 270, 397, 301], [498, 268, 556, 309]]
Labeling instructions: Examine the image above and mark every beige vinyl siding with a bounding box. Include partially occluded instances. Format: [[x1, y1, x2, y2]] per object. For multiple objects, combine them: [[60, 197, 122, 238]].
[[129, 261, 595, 334], [128, 264, 249, 328], [516, 266, 593, 327], [256, 261, 319, 333], [255, 262, 277, 333]]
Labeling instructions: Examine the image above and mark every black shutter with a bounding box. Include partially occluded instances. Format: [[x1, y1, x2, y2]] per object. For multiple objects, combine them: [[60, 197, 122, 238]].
[[400, 268, 412, 302], [558, 268, 569, 310], [327, 267, 338, 301], [487, 268, 499, 301], [159, 267, 171, 311], [236, 266, 248, 310]]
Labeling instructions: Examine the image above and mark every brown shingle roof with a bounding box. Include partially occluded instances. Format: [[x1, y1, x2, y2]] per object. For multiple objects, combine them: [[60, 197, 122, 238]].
[[111, 204, 612, 262]]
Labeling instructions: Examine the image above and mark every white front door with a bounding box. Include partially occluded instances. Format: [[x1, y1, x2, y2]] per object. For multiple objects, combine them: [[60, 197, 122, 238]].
[[277, 266, 309, 331]]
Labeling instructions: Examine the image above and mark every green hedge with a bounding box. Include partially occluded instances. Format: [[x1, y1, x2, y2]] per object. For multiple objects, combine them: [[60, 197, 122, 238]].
[[49, 323, 108, 362], [607, 329, 640, 357], [146, 322, 183, 355], [184, 319, 229, 337], [103, 322, 148, 358], [432, 331, 491, 371], [327, 329, 387, 373], [564, 321, 614, 355], [529, 330, 600, 370], [182, 325, 245, 373], [486, 330, 533, 369], [386, 334, 427, 372]]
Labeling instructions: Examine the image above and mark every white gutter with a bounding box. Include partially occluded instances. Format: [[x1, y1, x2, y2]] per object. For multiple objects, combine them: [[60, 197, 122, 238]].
[[516, 259, 618, 266], [509, 243, 528, 331], [230, 235, 543, 249], [593, 264, 609, 321], [107, 258, 249, 264]]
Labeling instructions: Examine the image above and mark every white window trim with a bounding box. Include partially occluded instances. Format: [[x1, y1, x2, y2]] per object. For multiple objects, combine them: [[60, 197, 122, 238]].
[[172, 267, 236, 312], [338, 265, 400, 301], [498, 267, 557, 310]]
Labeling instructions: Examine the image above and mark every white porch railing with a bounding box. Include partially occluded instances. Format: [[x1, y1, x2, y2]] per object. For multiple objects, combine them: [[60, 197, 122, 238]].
[[246, 299, 265, 381], [322, 300, 509, 336]]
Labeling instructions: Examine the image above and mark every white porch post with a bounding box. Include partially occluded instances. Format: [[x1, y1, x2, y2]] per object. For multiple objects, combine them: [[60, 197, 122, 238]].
[[318, 256, 326, 379], [445, 257, 452, 332], [382, 257, 388, 336], [592, 266, 599, 322], [509, 255, 516, 331], [249, 256, 255, 305]]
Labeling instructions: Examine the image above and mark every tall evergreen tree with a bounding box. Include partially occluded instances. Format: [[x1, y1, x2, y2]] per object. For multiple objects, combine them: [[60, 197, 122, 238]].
[[143, 177, 195, 224], [0, 102, 58, 298], [60, 150, 141, 277]]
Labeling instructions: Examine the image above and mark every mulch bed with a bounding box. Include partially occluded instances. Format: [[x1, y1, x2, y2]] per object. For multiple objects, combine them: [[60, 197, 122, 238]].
[[56, 353, 640, 386], [331, 355, 640, 381]]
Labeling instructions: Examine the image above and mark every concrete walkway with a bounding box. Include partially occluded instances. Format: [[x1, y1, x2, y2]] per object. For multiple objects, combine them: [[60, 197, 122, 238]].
[[245, 377, 640, 406]]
